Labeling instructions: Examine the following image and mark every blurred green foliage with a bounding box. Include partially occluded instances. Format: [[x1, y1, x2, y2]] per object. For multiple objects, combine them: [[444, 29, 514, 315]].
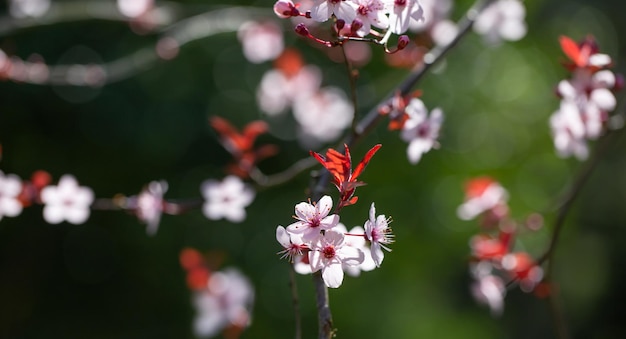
[[2, 0, 626, 338]]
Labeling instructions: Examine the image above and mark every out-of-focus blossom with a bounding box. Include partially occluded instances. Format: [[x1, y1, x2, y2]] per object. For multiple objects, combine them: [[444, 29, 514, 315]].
[[286, 195, 340, 242], [40, 175, 94, 224], [9, 0, 50, 18], [256, 49, 322, 116], [430, 19, 458, 46], [400, 98, 443, 164], [471, 274, 506, 316], [473, 0, 526, 44], [409, 0, 452, 33], [201, 176, 255, 223], [550, 100, 589, 160], [193, 268, 254, 338], [363, 202, 393, 267], [0, 171, 23, 221], [134, 180, 167, 236], [293, 87, 353, 146], [334, 223, 376, 276], [117, 0, 153, 18], [311, 144, 381, 209], [238, 21, 284, 64], [501, 252, 543, 293], [310, 0, 358, 23], [457, 177, 509, 222], [309, 230, 364, 288]]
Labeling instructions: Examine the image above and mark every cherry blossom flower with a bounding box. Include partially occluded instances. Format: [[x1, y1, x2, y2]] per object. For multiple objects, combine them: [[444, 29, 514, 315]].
[[309, 230, 364, 288], [473, 0, 526, 44], [237, 21, 284, 64], [408, 0, 452, 33], [457, 177, 509, 222], [400, 98, 443, 164], [352, 0, 389, 37], [256, 49, 322, 116], [386, 0, 424, 35], [292, 87, 353, 146], [9, 0, 50, 18], [134, 180, 167, 236], [334, 223, 376, 276], [364, 202, 393, 267], [276, 225, 309, 262], [310, 0, 358, 23], [201, 176, 255, 223], [0, 171, 23, 221], [193, 268, 254, 338], [471, 274, 506, 316], [117, 0, 153, 18], [286, 195, 340, 242], [40, 175, 94, 224], [311, 144, 381, 209]]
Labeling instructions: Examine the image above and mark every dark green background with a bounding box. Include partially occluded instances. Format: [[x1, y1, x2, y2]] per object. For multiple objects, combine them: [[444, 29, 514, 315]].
[[2, 0, 626, 338]]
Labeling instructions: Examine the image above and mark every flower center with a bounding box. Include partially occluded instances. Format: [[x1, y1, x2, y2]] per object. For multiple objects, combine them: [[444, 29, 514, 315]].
[[322, 245, 336, 259], [309, 218, 321, 228], [395, 0, 407, 6], [357, 5, 370, 16]]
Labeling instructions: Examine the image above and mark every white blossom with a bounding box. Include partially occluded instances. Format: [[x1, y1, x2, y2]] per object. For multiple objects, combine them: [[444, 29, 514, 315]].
[[473, 0, 526, 44], [237, 21, 284, 64], [0, 171, 23, 221], [309, 230, 364, 288], [400, 98, 443, 165], [309, 0, 358, 23], [286, 195, 340, 242], [135, 181, 167, 236], [364, 202, 393, 267], [201, 176, 255, 223], [41, 175, 94, 224]]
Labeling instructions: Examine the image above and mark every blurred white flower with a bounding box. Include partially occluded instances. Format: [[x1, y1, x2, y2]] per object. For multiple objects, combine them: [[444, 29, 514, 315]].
[[193, 268, 254, 338], [386, 0, 424, 35], [293, 87, 353, 147], [0, 171, 23, 221], [41, 175, 94, 224], [135, 180, 167, 236], [457, 177, 508, 221], [117, 0, 153, 18], [471, 274, 506, 316], [237, 21, 284, 64], [201, 176, 254, 223], [473, 0, 526, 44], [550, 100, 589, 160], [257, 65, 322, 116], [408, 0, 452, 33], [10, 0, 50, 18], [400, 98, 443, 164]]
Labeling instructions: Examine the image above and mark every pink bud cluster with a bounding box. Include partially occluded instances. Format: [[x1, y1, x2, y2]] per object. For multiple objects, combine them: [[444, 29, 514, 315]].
[[550, 35, 623, 160], [276, 196, 392, 288], [458, 177, 545, 316]]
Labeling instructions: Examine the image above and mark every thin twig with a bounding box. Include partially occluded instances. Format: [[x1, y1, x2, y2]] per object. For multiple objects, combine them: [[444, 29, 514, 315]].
[[249, 157, 318, 187], [289, 264, 302, 339]]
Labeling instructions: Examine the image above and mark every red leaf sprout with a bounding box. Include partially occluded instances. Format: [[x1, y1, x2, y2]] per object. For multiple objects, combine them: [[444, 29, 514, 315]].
[[310, 144, 381, 209]]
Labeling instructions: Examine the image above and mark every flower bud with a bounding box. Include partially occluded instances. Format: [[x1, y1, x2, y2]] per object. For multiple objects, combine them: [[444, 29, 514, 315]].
[[295, 23, 310, 37], [397, 35, 410, 50]]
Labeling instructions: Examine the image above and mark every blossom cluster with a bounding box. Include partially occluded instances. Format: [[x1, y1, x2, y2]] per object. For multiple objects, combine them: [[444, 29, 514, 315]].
[[550, 35, 623, 160], [0, 170, 256, 233], [180, 248, 254, 338], [256, 49, 353, 147], [274, 0, 424, 39], [458, 177, 544, 316], [277, 196, 391, 288], [380, 93, 443, 164]]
